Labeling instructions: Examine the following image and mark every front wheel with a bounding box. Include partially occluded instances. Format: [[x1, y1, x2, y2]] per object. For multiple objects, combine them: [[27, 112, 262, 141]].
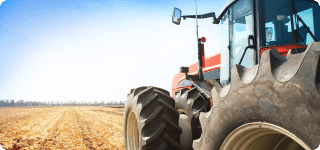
[[123, 86, 183, 150]]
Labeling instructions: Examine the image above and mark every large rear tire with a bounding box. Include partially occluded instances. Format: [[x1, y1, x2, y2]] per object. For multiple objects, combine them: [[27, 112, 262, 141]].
[[123, 86, 183, 150], [193, 42, 320, 150]]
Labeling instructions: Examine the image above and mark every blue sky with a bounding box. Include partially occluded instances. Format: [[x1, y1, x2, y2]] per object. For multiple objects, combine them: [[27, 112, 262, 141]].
[[0, 0, 226, 103]]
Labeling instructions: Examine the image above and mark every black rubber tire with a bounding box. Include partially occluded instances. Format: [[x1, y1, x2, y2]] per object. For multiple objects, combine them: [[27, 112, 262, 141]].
[[174, 87, 211, 140], [193, 42, 320, 150], [123, 86, 183, 150]]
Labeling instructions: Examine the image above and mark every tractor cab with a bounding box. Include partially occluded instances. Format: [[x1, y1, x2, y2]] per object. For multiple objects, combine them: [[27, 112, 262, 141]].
[[172, 0, 320, 86], [220, 0, 320, 85]]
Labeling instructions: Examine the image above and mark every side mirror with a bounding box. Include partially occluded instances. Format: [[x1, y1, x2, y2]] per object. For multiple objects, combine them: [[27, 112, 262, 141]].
[[172, 7, 181, 25], [266, 27, 273, 41]]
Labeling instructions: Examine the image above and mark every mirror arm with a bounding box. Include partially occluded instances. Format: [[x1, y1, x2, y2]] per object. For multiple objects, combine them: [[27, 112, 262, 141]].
[[212, 0, 240, 24], [177, 0, 240, 24], [182, 12, 216, 20], [212, 12, 220, 24]]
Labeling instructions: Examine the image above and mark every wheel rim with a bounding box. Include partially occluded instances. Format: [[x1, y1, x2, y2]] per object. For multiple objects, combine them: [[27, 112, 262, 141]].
[[127, 110, 139, 150], [179, 114, 192, 150], [220, 122, 311, 150]]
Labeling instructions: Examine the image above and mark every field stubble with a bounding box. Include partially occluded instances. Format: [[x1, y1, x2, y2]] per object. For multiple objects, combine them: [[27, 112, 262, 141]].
[[0, 107, 124, 150]]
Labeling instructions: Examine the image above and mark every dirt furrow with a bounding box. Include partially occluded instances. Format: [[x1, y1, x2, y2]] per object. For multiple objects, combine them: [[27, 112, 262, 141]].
[[77, 107, 123, 130], [0, 108, 49, 126], [0, 107, 66, 149], [46, 107, 85, 149], [74, 107, 124, 149], [0, 107, 124, 150]]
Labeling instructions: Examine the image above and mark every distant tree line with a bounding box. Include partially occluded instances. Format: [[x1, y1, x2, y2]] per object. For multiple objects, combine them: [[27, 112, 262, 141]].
[[0, 99, 125, 107]]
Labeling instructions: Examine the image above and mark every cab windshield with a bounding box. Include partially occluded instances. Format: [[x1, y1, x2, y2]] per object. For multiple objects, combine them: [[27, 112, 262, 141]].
[[262, 0, 320, 46]]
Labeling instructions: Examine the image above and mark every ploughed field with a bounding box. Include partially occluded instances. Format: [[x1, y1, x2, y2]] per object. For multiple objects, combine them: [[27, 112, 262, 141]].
[[0, 107, 124, 150]]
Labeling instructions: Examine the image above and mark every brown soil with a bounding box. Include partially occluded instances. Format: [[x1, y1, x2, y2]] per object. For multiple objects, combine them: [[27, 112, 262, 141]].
[[0, 107, 124, 150]]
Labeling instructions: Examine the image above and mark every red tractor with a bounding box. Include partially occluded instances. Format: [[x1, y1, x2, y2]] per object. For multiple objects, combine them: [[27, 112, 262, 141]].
[[123, 0, 320, 149]]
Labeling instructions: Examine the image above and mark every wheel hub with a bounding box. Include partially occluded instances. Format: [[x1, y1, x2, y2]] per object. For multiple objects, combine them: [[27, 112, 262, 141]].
[[220, 122, 311, 150], [179, 114, 193, 150], [127, 110, 139, 150]]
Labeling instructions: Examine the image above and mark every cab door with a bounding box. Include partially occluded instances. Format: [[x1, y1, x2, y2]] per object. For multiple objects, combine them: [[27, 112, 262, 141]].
[[220, 0, 256, 86], [229, 0, 256, 69]]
